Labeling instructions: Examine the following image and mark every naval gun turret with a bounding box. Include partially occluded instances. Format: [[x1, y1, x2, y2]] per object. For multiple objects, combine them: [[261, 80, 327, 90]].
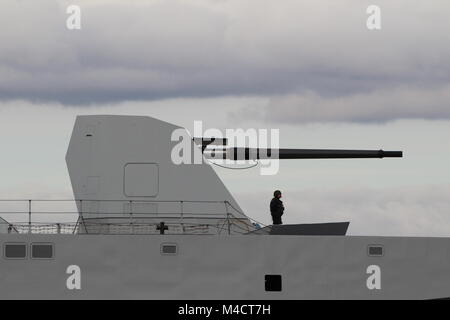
[[66, 115, 402, 235]]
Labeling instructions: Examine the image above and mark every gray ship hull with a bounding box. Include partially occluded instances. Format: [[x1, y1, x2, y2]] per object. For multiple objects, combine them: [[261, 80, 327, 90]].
[[1, 234, 449, 300]]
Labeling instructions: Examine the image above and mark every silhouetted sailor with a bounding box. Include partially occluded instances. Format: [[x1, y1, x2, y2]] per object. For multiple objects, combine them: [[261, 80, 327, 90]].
[[270, 190, 284, 225]]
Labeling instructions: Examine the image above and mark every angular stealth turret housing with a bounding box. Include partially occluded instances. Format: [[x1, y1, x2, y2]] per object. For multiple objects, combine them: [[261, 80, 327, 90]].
[[66, 115, 253, 234]]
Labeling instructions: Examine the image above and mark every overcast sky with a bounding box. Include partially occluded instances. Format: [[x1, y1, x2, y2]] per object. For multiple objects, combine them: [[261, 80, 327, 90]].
[[0, 0, 449, 236]]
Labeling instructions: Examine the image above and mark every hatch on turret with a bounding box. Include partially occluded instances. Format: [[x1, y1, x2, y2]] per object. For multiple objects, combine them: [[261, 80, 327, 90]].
[[124, 163, 159, 197]]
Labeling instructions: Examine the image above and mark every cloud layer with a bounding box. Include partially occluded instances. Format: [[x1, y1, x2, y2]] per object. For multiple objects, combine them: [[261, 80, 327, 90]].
[[1, 0, 450, 123], [233, 84, 450, 124]]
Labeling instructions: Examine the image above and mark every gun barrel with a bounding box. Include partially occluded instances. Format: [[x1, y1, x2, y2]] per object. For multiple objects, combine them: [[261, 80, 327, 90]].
[[204, 148, 403, 160]]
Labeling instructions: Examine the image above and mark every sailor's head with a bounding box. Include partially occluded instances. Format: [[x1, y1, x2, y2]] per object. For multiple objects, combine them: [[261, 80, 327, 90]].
[[274, 190, 282, 199]]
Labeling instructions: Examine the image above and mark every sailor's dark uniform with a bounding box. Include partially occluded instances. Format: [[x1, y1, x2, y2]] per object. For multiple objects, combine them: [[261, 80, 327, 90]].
[[270, 197, 284, 225]]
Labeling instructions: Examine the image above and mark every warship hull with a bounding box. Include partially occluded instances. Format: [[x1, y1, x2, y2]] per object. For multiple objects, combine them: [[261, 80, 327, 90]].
[[1, 234, 449, 300]]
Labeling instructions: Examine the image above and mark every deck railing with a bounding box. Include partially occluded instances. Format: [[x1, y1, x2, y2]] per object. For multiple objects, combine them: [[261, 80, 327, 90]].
[[0, 199, 262, 235]]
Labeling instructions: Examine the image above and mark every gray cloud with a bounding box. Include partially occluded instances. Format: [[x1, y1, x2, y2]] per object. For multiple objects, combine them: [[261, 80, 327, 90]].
[[231, 84, 450, 124], [1, 0, 450, 110]]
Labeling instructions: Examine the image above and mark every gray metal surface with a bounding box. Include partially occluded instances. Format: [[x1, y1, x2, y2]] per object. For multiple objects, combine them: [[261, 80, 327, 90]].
[[66, 115, 254, 234], [270, 222, 349, 236], [0, 233, 450, 300]]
